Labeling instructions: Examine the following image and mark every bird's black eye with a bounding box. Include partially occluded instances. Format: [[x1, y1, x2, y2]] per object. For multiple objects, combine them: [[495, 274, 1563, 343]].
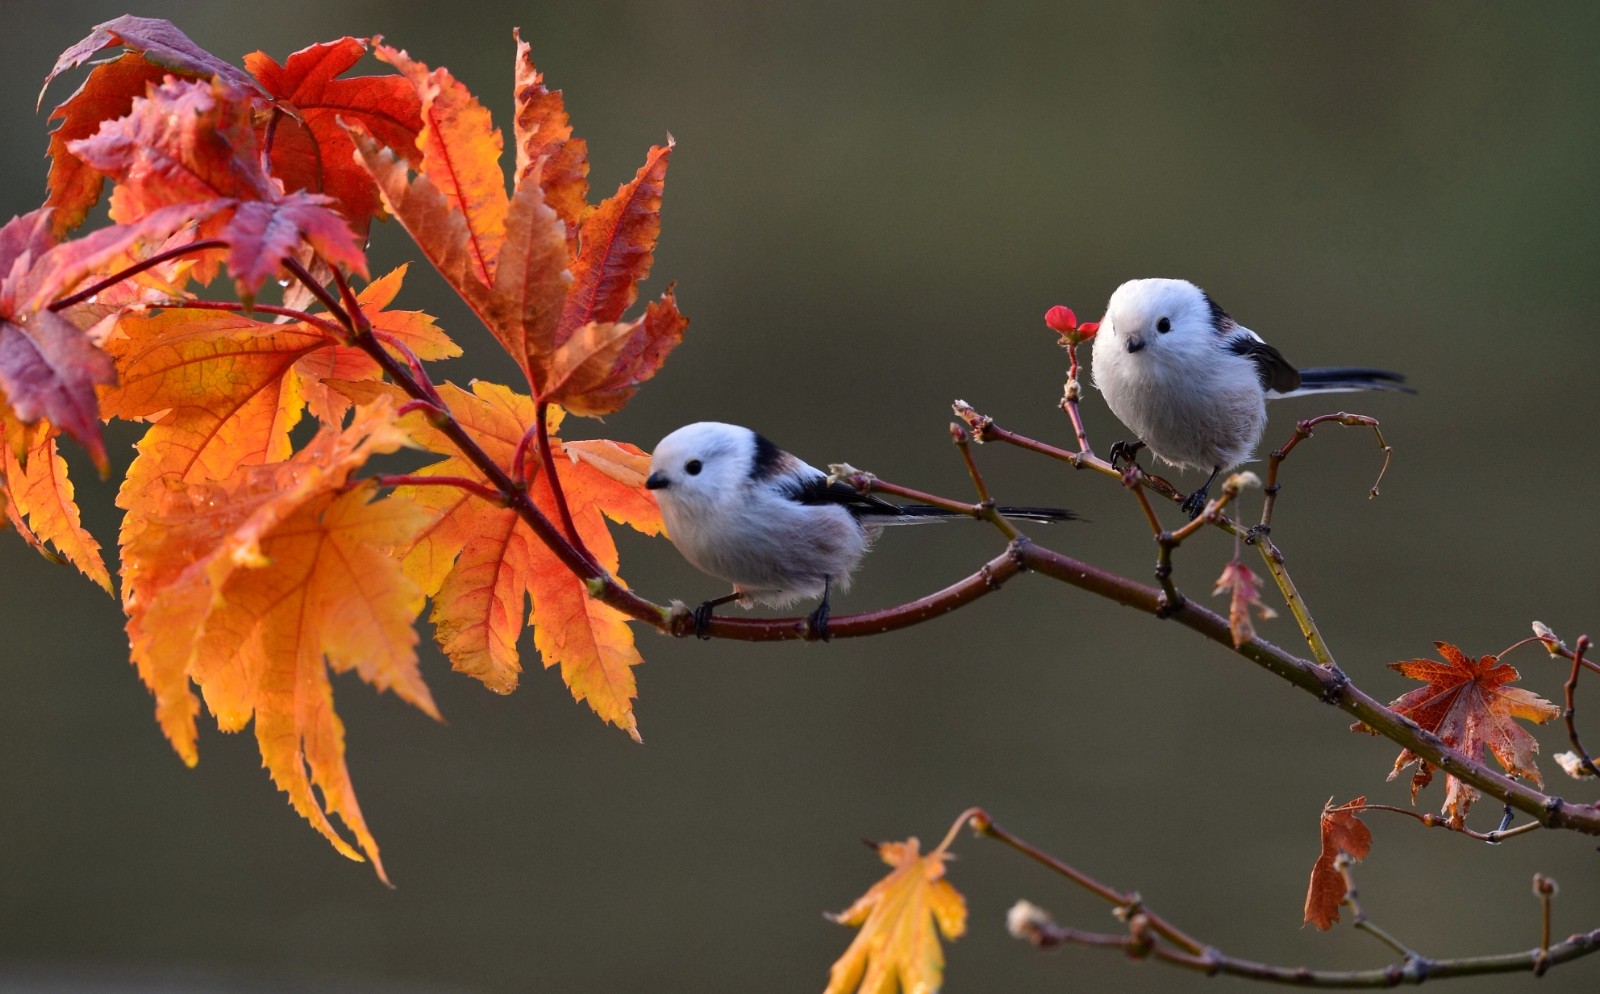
[[685, 459, 703, 476], [1156, 317, 1172, 333]]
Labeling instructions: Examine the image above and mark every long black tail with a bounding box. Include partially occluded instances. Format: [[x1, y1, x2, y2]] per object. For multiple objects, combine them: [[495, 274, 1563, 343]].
[[880, 504, 1078, 524], [1290, 367, 1414, 395]]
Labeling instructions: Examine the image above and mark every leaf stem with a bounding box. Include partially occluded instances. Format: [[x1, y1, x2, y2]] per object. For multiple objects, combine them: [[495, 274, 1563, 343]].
[[374, 474, 506, 505], [534, 399, 597, 568], [149, 298, 346, 340], [49, 238, 228, 312]]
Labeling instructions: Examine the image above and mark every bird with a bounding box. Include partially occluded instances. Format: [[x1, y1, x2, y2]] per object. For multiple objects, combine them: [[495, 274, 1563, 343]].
[[644, 421, 1077, 639], [1090, 278, 1413, 518]]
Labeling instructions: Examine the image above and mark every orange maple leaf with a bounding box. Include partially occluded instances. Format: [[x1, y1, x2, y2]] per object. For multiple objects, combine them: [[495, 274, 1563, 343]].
[[1303, 796, 1372, 931], [380, 380, 661, 738], [349, 39, 685, 416], [826, 837, 968, 994], [1353, 641, 1560, 823], [119, 399, 434, 883], [0, 414, 110, 592], [101, 265, 455, 504]]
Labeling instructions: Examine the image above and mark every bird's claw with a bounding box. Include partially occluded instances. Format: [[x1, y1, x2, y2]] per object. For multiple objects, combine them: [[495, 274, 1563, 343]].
[[1179, 487, 1209, 521], [1109, 439, 1144, 472], [806, 599, 832, 642], [691, 600, 718, 640]]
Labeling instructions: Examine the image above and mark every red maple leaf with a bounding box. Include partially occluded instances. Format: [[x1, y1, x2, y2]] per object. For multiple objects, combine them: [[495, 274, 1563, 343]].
[[245, 38, 425, 236], [1354, 642, 1560, 823], [1303, 797, 1372, 930], [68, 76, 366, 296]]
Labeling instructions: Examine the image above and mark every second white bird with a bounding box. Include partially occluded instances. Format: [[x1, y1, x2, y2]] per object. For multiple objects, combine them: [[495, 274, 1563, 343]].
[[1091, 278, 1412, 517]]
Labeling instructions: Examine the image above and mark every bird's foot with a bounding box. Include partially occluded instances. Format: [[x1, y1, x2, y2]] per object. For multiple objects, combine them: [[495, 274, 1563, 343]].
[[691, 600, 719, 640], [805, 600, 831, 642], [1179, 487, 1210, 521], [1108, 439, 1145, 472]]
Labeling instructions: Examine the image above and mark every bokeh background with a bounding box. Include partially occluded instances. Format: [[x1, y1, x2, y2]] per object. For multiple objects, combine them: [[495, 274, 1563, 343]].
[[3, 2, 1599, 991]]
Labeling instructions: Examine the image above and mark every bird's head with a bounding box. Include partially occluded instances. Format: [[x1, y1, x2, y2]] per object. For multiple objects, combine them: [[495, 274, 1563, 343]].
[[646, 421, 773, 507], [1097, 278, 1234, 362]]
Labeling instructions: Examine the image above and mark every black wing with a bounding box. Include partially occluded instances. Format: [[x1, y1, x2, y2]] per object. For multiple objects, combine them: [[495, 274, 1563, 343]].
[[1225, 333, 1301, 393], [787, 473, 906, 518]]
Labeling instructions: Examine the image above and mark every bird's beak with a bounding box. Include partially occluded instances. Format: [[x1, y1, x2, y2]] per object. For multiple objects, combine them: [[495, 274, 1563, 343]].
[[644, 471, 669, 490], [1125, 334, 1145, 354]]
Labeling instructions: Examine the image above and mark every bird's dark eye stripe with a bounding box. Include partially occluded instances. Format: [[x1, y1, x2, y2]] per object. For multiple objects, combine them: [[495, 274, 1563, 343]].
[[685, 459, 703, 475], [1157, 317, 1172, 333]]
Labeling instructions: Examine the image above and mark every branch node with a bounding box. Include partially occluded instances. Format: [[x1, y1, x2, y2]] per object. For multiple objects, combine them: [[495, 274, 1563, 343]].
[[1319, 665, 1350, 704]]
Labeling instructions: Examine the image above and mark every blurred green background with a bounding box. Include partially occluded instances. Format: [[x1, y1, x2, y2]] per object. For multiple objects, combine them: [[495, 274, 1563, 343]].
[[4, 2, 1599, 991]]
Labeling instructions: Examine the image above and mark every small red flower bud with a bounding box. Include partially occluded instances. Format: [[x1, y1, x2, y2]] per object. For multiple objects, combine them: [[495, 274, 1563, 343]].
[[1043, 305, 1077, 333], [1076, 320, 1099, 341]]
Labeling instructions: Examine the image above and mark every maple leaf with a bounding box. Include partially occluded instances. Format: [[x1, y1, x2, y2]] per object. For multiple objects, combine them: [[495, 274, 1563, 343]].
[[349, 39, 685, 416], [379, 380, 660, 737], [39, 16, 264, 237], [101, 265, 455, 509], [42, 54, 170, 238], [825, 837, 968, 994], [1212, 557, 1276, 648], [119, 399, 434, 882], [511, 29, 589, 238], [43, 22, 420, 244], [68, 76, 366, 295], [0, 414, 111, 592], [45, 15, 262, 100], [244, 38, 425, 237], [0, 206, 208, 468], [1353, 642, 1561, 823], [1303, 796, 1372, 931]]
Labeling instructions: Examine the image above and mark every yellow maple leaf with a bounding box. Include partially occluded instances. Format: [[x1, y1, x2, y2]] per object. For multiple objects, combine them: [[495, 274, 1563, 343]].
[[825, 838, 968, 994]]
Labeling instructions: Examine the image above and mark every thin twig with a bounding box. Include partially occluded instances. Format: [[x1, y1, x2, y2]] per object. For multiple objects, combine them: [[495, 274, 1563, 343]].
[[1329, 801, 1543, 844], [1260, 413, 1389, 532], [971, 810, 1208, 955], [374, 474, 506, 505], [49, 238, 228, 312], [1337, 856, 1425, 963], [951, 423, 1020, 541], [148, 298, 346, 340], [1562, 636, 1600, 778], [995, 813, 1600, 986], [1253, 535, 1337, 668]]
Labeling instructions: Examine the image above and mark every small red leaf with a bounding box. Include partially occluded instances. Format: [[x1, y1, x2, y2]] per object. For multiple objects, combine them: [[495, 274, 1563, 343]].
[[1303, 797, 1372, 930]]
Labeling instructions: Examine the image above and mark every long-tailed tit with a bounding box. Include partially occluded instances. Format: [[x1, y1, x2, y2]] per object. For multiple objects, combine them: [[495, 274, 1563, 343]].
[[1090, 278, 1413, 518], [645, 421, 1076, 638]]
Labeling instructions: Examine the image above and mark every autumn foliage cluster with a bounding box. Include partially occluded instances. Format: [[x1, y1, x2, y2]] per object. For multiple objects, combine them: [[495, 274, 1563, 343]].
[[8, 17, 681, 883], [5, 15, 1597, 993]]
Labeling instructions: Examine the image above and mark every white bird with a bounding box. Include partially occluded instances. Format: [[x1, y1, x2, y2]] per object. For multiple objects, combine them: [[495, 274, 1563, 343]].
[[1090, 278, 1413, 518], [645, 421, 1077, 638]]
